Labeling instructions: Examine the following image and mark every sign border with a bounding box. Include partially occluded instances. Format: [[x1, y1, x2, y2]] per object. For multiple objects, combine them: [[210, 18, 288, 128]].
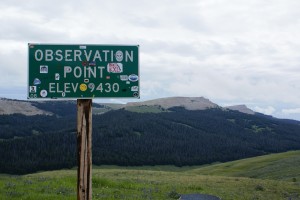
[[27, 43, 140, 100]]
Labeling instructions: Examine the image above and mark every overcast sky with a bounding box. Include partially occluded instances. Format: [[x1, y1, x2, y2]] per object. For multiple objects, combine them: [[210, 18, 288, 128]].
[[1, 0, 300, 120]]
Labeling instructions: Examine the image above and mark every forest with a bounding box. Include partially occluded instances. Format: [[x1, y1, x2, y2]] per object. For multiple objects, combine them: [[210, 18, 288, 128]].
[[1, 102, 300, 174]]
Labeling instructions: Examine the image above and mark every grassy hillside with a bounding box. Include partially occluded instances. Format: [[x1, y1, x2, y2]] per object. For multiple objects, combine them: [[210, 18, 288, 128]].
[[0, 151, 299, 200], [191, 150, 300, 182], [2, 107, 300, 174]]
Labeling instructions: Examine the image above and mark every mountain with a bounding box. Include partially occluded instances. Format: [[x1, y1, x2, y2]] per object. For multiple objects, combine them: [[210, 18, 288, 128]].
[[126, 96, 219, 110], [1, 96, 300, 174], [0, 98, 53, 116], [225, 104, 255, 115], [0, 96, 255, 115]]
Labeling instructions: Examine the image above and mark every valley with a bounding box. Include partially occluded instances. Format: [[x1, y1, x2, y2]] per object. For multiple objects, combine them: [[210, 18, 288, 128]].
[[0, 97, 300, 199], [0, 151, 299, 200]]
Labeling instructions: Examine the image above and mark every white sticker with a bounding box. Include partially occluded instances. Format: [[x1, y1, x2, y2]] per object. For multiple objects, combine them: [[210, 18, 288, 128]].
[[55, 73, 60, 80], [40, 65, 48, 73], [79, 46, 86, 49], [126, 81, 130, 84], [115, 50, 123, 62], [131, 86, 139, 92], [40, 90, 48, 98], [107, 63, 123, 73], [64, 66, 72, 73], [29, 86, 37, 93], [120, 75, 128, 81]]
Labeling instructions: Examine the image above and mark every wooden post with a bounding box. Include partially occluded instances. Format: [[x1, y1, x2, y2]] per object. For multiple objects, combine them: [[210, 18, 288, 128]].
[[77, 99, 92, 200]]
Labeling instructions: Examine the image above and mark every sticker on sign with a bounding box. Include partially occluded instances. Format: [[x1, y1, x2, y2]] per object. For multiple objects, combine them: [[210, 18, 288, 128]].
[[107, 63, 123, 73]]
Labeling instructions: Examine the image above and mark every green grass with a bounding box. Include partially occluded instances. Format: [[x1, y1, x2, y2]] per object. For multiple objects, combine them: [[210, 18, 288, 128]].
[[191, 150, 300, 181], [0, 151, 300, 200]]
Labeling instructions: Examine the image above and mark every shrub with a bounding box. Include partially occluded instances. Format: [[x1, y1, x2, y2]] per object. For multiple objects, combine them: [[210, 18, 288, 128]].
[[168, 189, 181, 199], [255, 185, 264, 191]]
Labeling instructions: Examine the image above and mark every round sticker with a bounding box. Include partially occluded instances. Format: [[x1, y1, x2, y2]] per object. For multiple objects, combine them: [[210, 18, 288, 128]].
[[88, 83, 95, 89], [40, 90, 48, 98], [128, 74, 139, 82], [80, 83, 87, 91], [115, 50, 123, 62]]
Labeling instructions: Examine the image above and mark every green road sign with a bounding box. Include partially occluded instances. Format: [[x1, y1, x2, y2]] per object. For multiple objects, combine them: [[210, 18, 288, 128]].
[[28, 44, 139, 99]]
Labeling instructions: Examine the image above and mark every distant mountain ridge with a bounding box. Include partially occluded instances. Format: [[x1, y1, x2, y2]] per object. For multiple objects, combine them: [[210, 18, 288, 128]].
[[126, 96, 219, 110], [225, 104, 255, 115], [0, 98, 53, 116], [1, 103, 300, 174], [0, 96, 256, 116]]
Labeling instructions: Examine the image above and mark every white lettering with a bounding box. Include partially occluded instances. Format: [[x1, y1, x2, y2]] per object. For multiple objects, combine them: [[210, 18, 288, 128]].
[[105, 83, 111, 92], [48, 82, 78, 93], [65, 50, 72, 61], [88, 67, 96, 78], [93, 50, 102, 62], [111, 50, 114, 62], [55, 50, 63, 61], [112, 83, 119, 92], [96, 83, 103, 92], [84, 67, 87, 78], [72, 83, 78, 92], [84, 50, 92, 61], [35, 49, 43, 61], [98, 66, 105, 78], [64, 66, 72, 78], [64, 66, 105, 79], [74, 66, 82, 78], [33, 49, 135, 62], [49, 83, 55, 93], [125, 51, 133, 62], [56, 83, 64, 93], [103, 50, 109, 61], [65, 83, 71, 93], [74, 50, 82, 61], [45, 49, 53, 61]]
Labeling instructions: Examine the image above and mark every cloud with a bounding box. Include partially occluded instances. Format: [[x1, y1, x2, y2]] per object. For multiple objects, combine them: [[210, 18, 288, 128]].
[[282, 108, 300, 115], [1, 0, 300, 121], [254, 106, 276, 115]]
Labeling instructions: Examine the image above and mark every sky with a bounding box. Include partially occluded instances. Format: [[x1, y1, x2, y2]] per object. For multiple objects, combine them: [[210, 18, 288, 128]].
[[1, 0, 300, 120]]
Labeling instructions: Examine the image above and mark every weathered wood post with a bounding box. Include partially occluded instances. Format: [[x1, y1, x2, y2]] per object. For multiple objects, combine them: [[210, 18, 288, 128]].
[[77, 99, 92, 200]]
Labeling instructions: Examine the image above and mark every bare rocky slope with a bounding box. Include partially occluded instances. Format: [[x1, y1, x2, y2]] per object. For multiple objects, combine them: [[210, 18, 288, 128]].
[[225, 104, 255, 115], [126, 96, 255, 115], [0, 97, 255, 116], [126, 96, 219, 110], [0, 98, 52, 116]]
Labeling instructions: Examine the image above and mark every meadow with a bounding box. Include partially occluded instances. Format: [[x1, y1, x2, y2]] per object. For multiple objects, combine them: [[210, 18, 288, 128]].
[[0, 151, 299, 200]]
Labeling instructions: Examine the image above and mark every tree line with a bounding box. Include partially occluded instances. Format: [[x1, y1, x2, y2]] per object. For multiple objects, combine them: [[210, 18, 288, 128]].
[[1, 106, 300, 174]]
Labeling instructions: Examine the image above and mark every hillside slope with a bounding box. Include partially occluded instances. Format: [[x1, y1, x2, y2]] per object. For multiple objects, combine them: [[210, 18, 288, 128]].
[[126, 96, 219, 110], [1, 107, 300, 174], [0, 151, 300, 200], [191, 150, 300, 181], [0, 97, 256, 115], [0, 98, 52, 116]]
